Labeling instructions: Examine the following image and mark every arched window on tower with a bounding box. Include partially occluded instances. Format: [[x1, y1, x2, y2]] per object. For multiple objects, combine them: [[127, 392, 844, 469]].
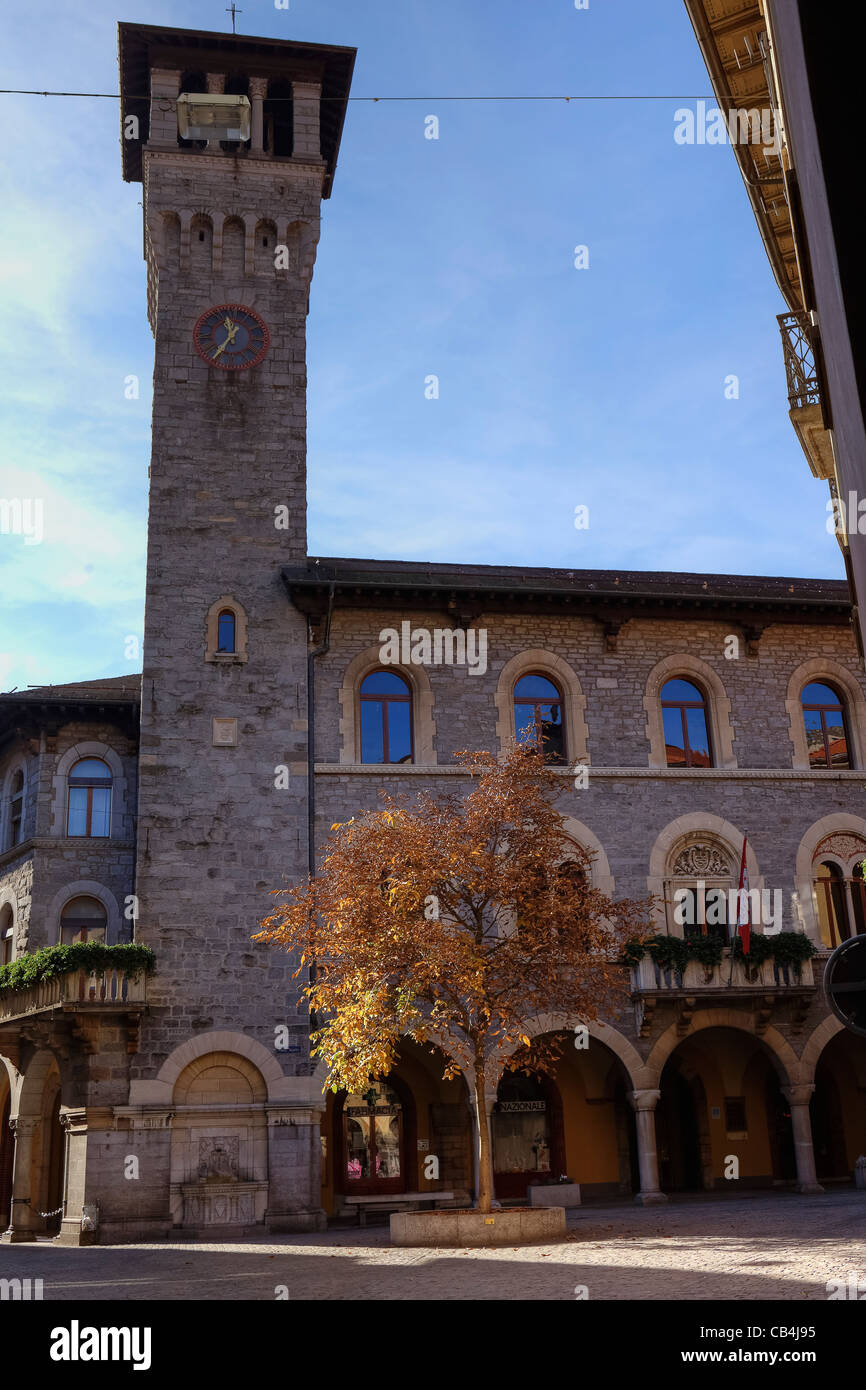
[[801, 682, 852, 768], [60, 896, 107, 945], [661, 678, 713, 767], [66, 758, 112, 838], [263, 79, 293, 156], [513, 674, 566, 765], [217, 609, 237, 654], [359, 671, 413, 764], [178, 70, 208, 150], [220, 73, 250, 152]]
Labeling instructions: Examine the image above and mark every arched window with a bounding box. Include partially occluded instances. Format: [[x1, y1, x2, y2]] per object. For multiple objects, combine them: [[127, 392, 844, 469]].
[[661, 678, 712, 767], [666, 840, 733, 942], [359, 671, 413, 764], [66, 758, 112, 837], [60, 896, 107, 945], [513, 674, 566, 765], [9, 770, 24, 847], [264, 78, 293, 156], [801, 682, 851, 768], [814, 862, 850, 947], [217, 609, 236, 654], [178, 70, 208, 150], [0, 905, 13, 966]]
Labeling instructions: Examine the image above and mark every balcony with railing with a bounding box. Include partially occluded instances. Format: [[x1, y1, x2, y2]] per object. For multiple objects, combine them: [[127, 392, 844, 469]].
[[630, 949, 816, 996], [0, 968, 147, 1026], [629, 938, 821, 1037], [777, 310, 835, 482]]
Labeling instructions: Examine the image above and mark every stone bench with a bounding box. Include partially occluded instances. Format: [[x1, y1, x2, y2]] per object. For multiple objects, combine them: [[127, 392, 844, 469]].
[[343, 1191, 456, 1227]]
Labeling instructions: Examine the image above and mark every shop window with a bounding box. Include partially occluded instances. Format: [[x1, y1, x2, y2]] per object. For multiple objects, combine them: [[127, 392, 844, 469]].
[[493, 1071, 553, 1197], [342, 1084, 403, 1193]]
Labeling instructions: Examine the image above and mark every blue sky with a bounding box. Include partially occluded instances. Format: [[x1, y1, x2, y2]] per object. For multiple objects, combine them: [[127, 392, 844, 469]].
[[0, 0, 842, 693]]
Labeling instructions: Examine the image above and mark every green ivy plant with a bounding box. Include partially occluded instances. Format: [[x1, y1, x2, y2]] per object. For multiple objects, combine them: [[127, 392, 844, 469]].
[[0, 942, 156, 995]]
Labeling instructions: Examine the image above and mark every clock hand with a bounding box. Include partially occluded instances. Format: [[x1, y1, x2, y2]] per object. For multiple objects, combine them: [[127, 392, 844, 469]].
[[211, 319, 240, 360]]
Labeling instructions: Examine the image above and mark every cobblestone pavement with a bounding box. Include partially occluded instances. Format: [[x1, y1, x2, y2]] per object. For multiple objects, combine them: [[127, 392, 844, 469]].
[[2, 1191, 865, 1301]]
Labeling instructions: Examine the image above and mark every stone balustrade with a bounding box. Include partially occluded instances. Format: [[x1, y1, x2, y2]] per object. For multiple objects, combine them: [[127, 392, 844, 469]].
[[629, 949, 816, 994], [0, 969, 147, 1024]]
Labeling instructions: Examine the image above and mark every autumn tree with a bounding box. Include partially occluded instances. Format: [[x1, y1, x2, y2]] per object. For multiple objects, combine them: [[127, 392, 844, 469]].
[[256, 743, 651, 1213]]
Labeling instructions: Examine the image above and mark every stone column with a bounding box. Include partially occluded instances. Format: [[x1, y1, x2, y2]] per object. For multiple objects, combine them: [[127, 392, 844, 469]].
[[629, 1089, 669, 1205], [55, 1109, 92, 1246], [782, 1085, 824, 1194], [249, 76, 267, 154], [205, 73, 226, 152], [291, 81, 322, 160], [265, 1107, 327, 1233], [0, 1117, 40, 1243], [149, 68, 181, 149]]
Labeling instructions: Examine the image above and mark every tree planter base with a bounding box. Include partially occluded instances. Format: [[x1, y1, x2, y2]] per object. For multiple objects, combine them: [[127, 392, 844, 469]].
[[390, 1206, 566, 1247], [528, 1182, 581, 1208]]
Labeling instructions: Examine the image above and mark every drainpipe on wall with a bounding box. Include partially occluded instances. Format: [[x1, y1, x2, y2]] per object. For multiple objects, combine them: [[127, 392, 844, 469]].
[[306, 582, 335, 1034]]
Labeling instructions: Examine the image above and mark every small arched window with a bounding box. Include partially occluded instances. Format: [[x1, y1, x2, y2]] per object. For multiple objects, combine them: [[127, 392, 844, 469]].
[[801, 682, 851, 768], [66, 758, 112, 838], [513, 674, 566, 765], [217, 609, 237, 654], [9, 770, 24, 847], [360, 671, 413, 764], [0, 905, 13, 966], [661, 678, 712, 767], [60, 896, 107, 945]]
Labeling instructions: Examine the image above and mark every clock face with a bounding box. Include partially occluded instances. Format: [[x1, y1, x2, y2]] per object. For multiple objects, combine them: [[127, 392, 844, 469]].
[[193, 303, 270, 370]]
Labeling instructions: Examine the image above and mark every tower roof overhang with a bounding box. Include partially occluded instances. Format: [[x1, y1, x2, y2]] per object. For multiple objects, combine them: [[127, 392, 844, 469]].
[[117, 21, 356, 195]]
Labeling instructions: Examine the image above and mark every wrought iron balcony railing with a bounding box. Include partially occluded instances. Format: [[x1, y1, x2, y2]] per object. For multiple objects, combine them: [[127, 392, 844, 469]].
[[778, 310, 821, 411]]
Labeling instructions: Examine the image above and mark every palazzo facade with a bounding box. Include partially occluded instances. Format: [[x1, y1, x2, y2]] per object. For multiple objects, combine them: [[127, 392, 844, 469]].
[[1, 21, 865, 1243]]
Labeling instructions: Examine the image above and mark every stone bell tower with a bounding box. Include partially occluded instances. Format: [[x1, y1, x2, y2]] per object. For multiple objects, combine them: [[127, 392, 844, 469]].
[[115, 23, 355, 1236]]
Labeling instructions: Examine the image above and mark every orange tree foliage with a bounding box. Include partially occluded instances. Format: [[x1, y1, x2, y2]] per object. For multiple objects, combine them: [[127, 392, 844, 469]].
[[256, 743, 652, 1211]]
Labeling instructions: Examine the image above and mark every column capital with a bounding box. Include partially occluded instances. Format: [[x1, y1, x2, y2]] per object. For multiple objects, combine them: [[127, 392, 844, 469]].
[[249, 76, 268, 99], [628, 1088, 661, 1112], [782, 1084, 816, 1107], [9, 1115, 39, 1138]]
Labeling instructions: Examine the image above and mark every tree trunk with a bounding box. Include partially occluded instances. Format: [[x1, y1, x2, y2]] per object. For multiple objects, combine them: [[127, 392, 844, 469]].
[[473, 1061, 494, 1214]]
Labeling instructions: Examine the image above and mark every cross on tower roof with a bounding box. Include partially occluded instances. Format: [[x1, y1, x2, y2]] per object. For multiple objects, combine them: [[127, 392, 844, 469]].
[[225, 2, 242, 34]]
